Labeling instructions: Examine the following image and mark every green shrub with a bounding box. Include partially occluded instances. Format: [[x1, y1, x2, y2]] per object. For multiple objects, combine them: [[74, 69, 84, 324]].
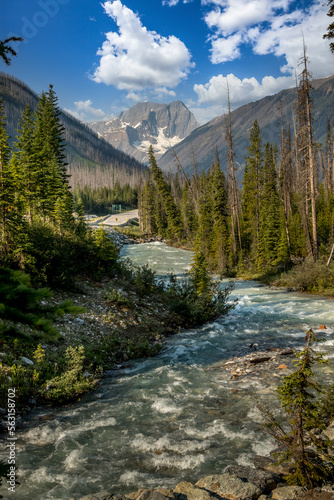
[[44, 346, 96, 403], [276, 257, 334, 294], [105, 289, 131, 307]]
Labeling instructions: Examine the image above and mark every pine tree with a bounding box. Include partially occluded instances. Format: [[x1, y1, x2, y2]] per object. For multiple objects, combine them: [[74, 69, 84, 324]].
[[0, 98, 23, 256], [148, 146, 183, 240], [260, 330, 334, 488], [31, 86, 73, 222], [258, 143, 281, 268], [11, 105, 39, 221], [242, 120, 264, 262], [195, 171, 214, 263], [210, 156, 230, 270], [323, 0, 334, 52]]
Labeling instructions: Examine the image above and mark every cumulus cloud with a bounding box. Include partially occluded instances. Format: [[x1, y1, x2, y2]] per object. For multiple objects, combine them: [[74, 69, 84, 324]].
[[204, 0, 292, 35], [91, 0, 194, 92], [193, 73, 295, 110], [65, 100, 110, 122], [252, 3, 334, 77], [202, 0, 334, 76], [210, 33, 243, 63]]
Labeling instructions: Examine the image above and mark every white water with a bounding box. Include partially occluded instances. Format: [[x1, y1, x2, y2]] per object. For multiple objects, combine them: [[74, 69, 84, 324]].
[[5, 243, 334, 500]]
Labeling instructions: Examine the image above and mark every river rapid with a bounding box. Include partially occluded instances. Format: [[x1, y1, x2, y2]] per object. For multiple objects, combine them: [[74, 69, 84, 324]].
[[7, 242, 334, 500]]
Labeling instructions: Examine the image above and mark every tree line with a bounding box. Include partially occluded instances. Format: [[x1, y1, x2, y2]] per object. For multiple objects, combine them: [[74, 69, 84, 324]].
[[139, 51, 334, 276], [72, 183, 138, 215]]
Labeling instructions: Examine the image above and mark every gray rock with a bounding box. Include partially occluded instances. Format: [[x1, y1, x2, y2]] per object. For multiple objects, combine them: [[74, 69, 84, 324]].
[[28, 399, 37, 406], [323, 422, 334, 441], [125, 489, 173, 500], [225, 465, 279, 493], [138, 490, 174, 500], [74, 318, 85, 324], [174, 481, 215, 500], [195, 473, 262, 500], [78, 492, 114, 500], [271, 485, 304, 499], [20, 356, 34, 365], [253, 455, 293, 475]]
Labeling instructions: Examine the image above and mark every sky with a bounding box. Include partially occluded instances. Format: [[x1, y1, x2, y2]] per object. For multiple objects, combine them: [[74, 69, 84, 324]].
[[2, 0, 334, 124]]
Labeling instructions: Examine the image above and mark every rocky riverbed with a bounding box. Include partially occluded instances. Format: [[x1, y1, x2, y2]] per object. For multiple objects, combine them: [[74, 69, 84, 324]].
[[73, 462, 334, 500]]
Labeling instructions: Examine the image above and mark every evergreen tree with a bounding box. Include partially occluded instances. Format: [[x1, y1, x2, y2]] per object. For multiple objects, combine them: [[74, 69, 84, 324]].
[[148, 146, 183, 239], [181, 182, 198, 243], [0, 98, 23, 257], [210, 157, 230, 270], [260, 330, 334, 488], [11, 105, 39, 221], [242, 120, 264, 262], [32, 86, 73, 222], [258, 143, 281, 268], [195, 171, 214, 263], [323, 0, 334, 52], [0, 36, 23, 66]]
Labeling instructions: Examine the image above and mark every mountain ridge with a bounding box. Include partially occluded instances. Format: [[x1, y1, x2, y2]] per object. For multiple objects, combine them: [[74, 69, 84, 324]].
[[158, 74, 334, 174], [0, 72, 147, 189], [89, 100, 199, 163]]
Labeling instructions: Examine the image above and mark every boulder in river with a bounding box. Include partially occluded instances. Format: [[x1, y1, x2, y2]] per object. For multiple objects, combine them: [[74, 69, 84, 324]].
[[195, 473, 262, 500], [224, 465, 280, 494], [126, 489, 174, 500], [77, 492, 115, 500], [174, 481, 216, 500], [271, 485, 304, 499]]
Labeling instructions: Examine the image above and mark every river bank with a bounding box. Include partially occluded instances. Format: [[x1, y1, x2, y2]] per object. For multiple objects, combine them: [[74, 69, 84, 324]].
[[1, 242, 334, 499]]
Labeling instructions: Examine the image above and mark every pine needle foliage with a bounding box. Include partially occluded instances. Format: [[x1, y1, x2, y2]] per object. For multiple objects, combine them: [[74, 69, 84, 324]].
[[0, 266, 83, 343], [259, 329, 334, 488]]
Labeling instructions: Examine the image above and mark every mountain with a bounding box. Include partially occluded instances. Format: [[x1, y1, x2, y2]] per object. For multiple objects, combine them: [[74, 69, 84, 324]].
[[0, 73, 147, 189], [89, 100, 199, 163], [158, 75, 334, 174]]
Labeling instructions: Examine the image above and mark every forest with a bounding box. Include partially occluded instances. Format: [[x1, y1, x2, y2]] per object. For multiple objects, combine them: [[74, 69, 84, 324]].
[[139, 51, 334, 294]]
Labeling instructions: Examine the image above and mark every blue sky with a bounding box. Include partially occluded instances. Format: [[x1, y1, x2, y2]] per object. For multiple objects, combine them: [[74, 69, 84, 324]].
[[2, 0, 334, 124]]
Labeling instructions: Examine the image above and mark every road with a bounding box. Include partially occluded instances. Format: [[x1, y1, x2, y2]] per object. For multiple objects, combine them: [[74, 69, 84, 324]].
[[101, 209, 139, 227]]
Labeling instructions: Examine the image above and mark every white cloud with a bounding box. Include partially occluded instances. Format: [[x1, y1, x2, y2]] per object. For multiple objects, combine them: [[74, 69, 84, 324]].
[[194, 73, 295, 110], [252, 3, 334, 77], [204, 0, 292, 36], [210, 33, 243, 63], [202, 0, 334, 75], [92, 0, 194, 91], [65, 100, 110, 122]]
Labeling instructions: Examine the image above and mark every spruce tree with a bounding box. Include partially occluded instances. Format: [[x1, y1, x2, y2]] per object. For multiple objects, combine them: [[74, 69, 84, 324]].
[[258, 143, 281, 269], [148, 146, 183, 240], [32, 86, 73, 222], [0, 98, 23, 257], [242, 120, 264, 262], [11, 105, 39, 221], [210, 157, 230, 270], [260, 330, 334, 488]]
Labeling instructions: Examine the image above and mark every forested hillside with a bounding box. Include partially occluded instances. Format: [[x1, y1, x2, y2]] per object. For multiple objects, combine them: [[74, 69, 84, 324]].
[[140, 55, 334, 294], [0, 72, 147, 189], [158, 74, 334, 175]]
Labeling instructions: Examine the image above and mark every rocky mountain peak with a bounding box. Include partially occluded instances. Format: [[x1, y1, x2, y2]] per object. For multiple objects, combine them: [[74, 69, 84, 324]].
[[89, 100, 199, 163]]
